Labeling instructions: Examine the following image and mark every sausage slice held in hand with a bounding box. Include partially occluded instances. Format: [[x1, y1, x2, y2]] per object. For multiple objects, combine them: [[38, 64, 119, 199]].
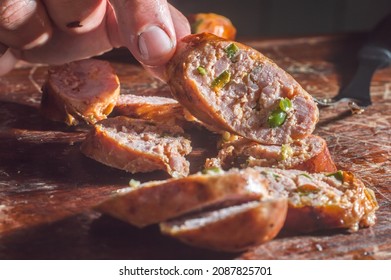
[[166, 33, 319, 145]]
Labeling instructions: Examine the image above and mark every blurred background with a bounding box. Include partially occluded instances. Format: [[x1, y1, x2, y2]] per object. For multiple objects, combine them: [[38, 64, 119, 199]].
[[170, 0, 391, 38]]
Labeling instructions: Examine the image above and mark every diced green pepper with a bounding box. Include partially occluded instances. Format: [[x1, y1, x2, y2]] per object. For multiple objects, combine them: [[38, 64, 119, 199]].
[[197, 66, 207, 76], [326, 170, 344, 182], [225, 43, 239, 60], [272, 173, 281, 181], [201, 166, 223, 175], [279, 98, 292, 112], [267, 108, 287, 128], [211, 70, 231, 91], [299, 173, 312, 179]]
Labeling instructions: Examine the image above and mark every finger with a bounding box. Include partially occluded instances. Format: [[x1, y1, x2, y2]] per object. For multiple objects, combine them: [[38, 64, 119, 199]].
[[168, 4, 191, 41], [143, 4, 191, 80], [0, 0, 52, 49], [0, 49, 18, 76], [11, 3, 118, 65], [105, 1, 121, 48], [109, 0, 176, 67], [13, 17, 114, 65], [42, 0, 106, 34]]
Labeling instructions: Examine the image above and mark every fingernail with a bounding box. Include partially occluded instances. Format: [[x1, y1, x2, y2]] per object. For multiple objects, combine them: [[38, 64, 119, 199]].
[[138, 25, 174, 64]]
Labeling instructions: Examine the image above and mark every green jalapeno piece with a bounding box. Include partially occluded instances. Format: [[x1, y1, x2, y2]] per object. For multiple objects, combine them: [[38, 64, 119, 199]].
[[201, 166, 222, 175], [211, 70, 231, 91], [197, 66, 207, 76], [267, 108, 287, 128], [299, 173, 312, 179], [225, 43, 239, 60], [279, 97, 292, 112], [272, 173, 281, 181], [267, 98, 292, 128], [326, 170, 344, 182]]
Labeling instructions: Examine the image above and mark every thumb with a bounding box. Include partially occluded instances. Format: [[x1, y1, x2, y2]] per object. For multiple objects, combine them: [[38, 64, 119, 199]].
[[109, 0, 176, 67]]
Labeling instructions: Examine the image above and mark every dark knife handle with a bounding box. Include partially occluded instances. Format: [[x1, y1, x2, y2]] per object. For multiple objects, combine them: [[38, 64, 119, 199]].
[[361, 13, 391, 68], [359, 45, 391, 68]]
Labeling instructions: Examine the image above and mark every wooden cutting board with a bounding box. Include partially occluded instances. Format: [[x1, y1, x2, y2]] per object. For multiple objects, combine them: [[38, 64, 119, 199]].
[[0, 34, 390, 260]]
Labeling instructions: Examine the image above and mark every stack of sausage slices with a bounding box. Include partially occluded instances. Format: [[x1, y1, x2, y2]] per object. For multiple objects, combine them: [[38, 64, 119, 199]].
[[40, 28, 378, 252]]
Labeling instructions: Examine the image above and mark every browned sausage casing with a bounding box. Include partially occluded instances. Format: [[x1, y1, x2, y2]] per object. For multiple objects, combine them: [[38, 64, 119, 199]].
[[166, 33, 319, 145], [160, 199, 288, 252], [97, 168, 270, 227], [205, 135, 337, 173], [41, 59, 120, 125]]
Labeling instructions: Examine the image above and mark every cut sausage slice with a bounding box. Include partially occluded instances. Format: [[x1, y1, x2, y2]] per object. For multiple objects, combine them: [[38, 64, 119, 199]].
[[97, 166, 377, 241], [160, 198, 288, 252], [161, 168, 378, 251], [96, 168, 270, 228], [41, 59, 120, 125], [80, 116, 192, 178], [166, 33, 319, 144], [205, 135, 337, 173], [114, 94, 186, 124], [255, 167, 379, 232], [188, 13, 237, 40]]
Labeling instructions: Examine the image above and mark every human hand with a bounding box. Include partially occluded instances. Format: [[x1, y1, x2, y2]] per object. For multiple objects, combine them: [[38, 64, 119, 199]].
[[0, 0, 190, 78]]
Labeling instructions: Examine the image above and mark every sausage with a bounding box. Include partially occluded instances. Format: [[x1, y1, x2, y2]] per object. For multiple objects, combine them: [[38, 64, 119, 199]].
[[80, 116, 192, 178], [40, 59, 120, 125], [188, 13, 237, 40], [161, 168, 377, 252], [97, 166, 377, 234], [96, 168, 270, 228], [255, 167, 378, 232], [96, 166, 377, 251], [160, 198, 287, 252], [166, 33, 319, 145], [205, 135, 337, 173], [114, 94, 186, 124]]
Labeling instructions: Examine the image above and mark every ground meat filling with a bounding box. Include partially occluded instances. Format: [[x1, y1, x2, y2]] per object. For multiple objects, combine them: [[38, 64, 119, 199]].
[[207, 135, 324, 170], [253, 167, 378, 231], [105, 123, 182, 158], [116, 95, 179, 107], [82, 117, 192, 177], [104, 120, 190, 175], [185, 39, 317, 144]]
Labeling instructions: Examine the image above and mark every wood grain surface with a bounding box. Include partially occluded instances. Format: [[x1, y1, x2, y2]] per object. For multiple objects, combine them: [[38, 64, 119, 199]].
[[0, 34, 390, 260]]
